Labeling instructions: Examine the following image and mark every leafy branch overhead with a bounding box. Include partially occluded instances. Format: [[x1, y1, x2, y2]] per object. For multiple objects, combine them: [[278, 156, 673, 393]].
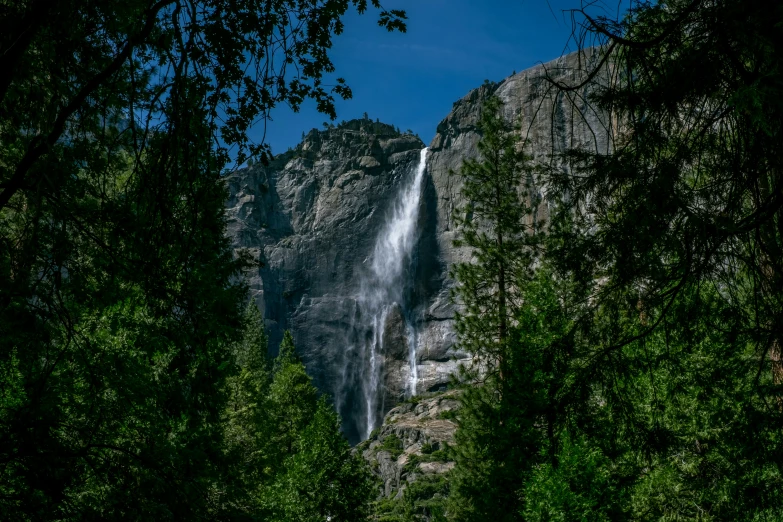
[[0, 1, 403, 518], [0, 0, 407, 211]]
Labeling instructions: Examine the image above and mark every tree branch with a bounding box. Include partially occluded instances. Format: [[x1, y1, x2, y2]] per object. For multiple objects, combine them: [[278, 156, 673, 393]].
[[0, 0, 176, 212]]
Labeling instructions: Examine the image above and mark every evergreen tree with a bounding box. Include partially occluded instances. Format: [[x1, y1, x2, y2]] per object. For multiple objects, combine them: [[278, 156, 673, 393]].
[[260, 332, 374, 521], [0, 0, 406, 517], [448, 95, 540, 522], [225, 323, 374, 520], [268, 331, 318, 459], [267, 398, 374, 522], [518, 0, 783, 518], [450, 94, 535, 375], [224, 303, 273, 512], [277, 330, 298, 366]]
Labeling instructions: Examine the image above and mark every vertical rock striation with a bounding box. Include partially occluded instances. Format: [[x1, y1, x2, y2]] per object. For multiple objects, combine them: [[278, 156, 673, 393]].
[[424, 48, 614, 335]]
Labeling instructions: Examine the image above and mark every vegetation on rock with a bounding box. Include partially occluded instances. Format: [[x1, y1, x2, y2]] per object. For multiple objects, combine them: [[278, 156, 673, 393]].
[[362, 392, 458, 522]]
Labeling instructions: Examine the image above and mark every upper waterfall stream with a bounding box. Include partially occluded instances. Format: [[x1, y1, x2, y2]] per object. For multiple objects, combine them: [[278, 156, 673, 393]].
[[342, 147, 428, 440]]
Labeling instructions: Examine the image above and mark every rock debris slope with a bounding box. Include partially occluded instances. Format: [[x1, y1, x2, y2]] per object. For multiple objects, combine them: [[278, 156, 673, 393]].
[[358, 391, 459, 499]]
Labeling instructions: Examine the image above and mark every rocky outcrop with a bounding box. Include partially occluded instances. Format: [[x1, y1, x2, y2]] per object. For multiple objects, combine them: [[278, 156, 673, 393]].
[[225, 119, 466, 444], [424, 48, 613, 314], [359, 391, 459, 499], [225, 51, 612, 444]]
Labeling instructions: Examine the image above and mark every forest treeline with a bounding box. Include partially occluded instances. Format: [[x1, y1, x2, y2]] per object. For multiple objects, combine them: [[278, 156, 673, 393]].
[[2, 0, 782, 520]]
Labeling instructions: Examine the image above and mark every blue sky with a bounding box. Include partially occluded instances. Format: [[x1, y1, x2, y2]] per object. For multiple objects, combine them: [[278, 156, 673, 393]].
[[253, 0, 628, 155]]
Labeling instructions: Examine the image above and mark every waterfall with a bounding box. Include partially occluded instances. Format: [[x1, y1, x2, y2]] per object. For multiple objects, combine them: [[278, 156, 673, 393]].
[[351, 147, 428, 439]]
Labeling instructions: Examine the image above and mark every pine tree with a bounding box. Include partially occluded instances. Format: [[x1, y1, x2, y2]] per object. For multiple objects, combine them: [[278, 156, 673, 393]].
[[260, 333, 374, 521], [450, 94, 535, 374], [268, 331, 317, 459], [224, 303, 274, 513], [526, 0, 783, 518], [270, 398, 374, 522], [225, 322, 374, 520], [448, 94, 540, 522]]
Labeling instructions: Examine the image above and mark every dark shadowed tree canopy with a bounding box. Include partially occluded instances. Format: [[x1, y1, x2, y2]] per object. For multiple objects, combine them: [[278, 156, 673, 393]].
[[0, 0, 404, 518], [447, 0, 783, 520]]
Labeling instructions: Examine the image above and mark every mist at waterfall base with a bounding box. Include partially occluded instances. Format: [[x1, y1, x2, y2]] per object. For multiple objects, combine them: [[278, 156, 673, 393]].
[[334, 148, 429, 443]]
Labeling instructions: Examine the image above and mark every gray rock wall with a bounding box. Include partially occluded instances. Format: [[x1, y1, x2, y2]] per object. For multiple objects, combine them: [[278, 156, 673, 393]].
[[427, 47, 613, 271], [225, 51, 612, 443], [226, 120, 453, 443]]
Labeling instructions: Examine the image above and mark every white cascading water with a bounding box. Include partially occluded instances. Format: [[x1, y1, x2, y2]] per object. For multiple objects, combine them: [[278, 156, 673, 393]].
[[356, 147, 428, 438]]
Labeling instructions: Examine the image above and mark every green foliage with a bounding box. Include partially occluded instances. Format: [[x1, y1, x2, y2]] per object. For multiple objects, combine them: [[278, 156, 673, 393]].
[[334, 117, 402, 136], [262, 398, 374, 522], [523, 434, 622, 522], [268, 333, 319, 459], [447, 94, 541, 522], [0, 119, 247, 518], [429, 445, 452, 464], [373, 473, 451, 522], [379, 433, 405, 459], [445, 1, 783, 521], [277, 330, 298, 365], [437, 409, 457, 421], [450, 94, 536, 372], [224, 304, 273, 505], [403, 453, 423, 474], [227, 327, 375, 520], [539, 0, 783, 518], [0, 350, 24, 419], [0, 0, 403, 518]]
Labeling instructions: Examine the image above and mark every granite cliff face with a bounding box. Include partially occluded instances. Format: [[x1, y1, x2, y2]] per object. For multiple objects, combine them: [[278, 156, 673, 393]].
[[225, 120, 463, 444], [425, 48, 613, 273], [226, 51, 611, 444]]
